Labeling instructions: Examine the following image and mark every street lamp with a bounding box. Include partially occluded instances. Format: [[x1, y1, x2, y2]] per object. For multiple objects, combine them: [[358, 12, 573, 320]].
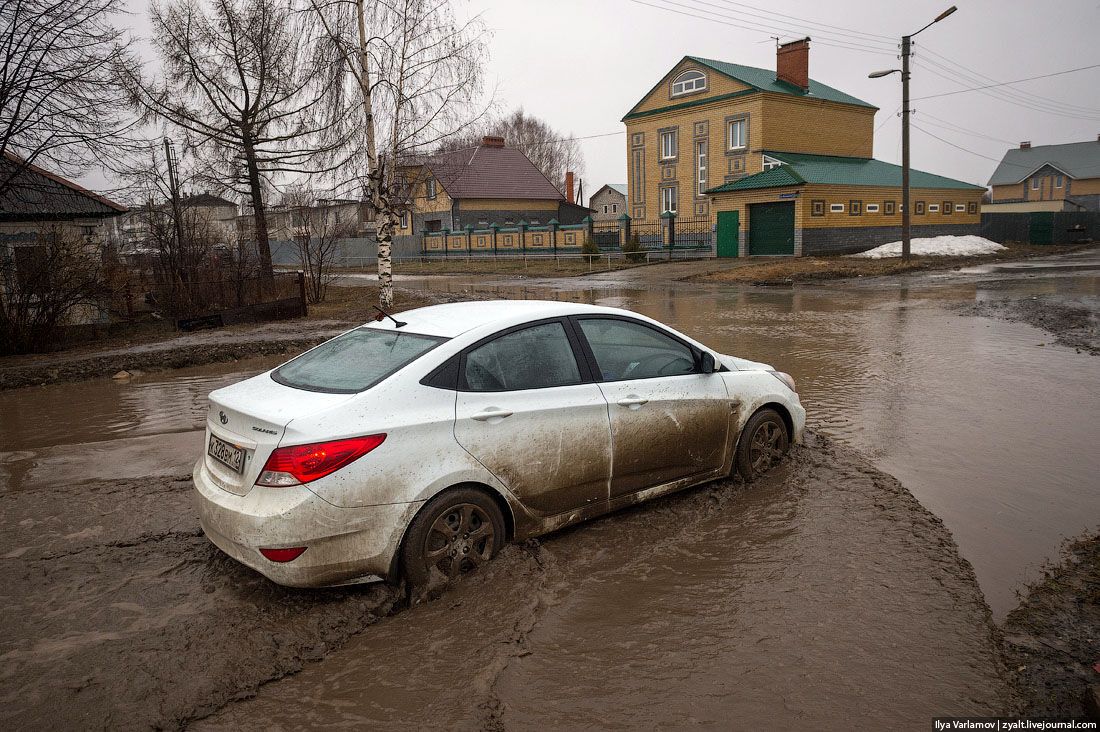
[[869, 5, 957, 261]]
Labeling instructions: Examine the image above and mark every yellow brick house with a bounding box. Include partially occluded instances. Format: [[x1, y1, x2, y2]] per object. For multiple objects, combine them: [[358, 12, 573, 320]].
[[623, 39, 983, 256]]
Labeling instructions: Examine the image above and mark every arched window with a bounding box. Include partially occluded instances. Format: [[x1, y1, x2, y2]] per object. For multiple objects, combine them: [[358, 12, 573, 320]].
[[671, 70, 706, 97]]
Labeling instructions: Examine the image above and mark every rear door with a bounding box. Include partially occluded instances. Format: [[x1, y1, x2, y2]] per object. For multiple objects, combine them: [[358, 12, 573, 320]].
[[453, 319, 613, 517], [573, 316, 730, 498]]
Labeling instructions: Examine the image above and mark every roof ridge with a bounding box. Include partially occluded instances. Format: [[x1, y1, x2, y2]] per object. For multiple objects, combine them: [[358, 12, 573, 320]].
[[2, 151, 128, 213]]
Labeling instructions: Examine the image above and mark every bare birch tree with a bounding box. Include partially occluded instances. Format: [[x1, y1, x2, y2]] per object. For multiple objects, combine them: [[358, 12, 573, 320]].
[[120, 0, 360, 278], [0, 0, 138, 197], [306, 0, 486, 308]]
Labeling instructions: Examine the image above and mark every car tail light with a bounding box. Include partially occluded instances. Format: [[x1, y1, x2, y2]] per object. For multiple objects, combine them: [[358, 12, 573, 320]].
[[259, 547, 307, 562], [257, 434, 386, 487]]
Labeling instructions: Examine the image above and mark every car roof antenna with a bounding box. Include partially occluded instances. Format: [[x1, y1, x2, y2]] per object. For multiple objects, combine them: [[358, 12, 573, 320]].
[[373, 305, 407, 328]]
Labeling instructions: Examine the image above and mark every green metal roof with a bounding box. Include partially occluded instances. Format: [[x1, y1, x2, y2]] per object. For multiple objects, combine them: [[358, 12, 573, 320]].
[[622, 56, 876, 122], [708, 152, 983, 193], [689, 56, 876, 109], [707, 165, 805, 192]]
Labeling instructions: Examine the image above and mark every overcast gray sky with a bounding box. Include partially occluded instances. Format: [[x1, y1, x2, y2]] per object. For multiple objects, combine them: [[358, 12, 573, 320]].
[[118, 0, 1100, 197]]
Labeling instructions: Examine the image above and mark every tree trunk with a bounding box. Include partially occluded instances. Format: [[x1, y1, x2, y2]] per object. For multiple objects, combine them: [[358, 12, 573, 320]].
[[376, 196, 398, 308], [243, 136, 273, 278]]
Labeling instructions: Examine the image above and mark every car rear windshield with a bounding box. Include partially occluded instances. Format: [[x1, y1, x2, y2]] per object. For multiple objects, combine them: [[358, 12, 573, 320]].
[[271, 328, 446, 393]]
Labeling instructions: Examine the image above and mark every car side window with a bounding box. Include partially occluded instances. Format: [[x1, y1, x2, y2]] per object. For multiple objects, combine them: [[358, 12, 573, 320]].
[[464, 322, 582, 391], [578, 318, 697, 381]]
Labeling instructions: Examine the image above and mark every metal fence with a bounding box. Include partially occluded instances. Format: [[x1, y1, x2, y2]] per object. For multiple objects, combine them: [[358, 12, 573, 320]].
[[980, 211, 1099, 245]]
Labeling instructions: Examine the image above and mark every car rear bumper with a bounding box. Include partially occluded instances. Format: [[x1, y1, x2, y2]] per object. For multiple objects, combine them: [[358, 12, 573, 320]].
[[193, 458, 422, 587]]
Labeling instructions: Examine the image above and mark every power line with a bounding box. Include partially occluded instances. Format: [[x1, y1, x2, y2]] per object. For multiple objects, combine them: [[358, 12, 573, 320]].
[[913, 55, 1100, 121], [910, 63, 1100, 101], [677, 0, 897, 49], [917, 45, 1100, 115], [704, 0, 897, 42], [913, 111, 1019, 146], [623, 0, 899, 56]]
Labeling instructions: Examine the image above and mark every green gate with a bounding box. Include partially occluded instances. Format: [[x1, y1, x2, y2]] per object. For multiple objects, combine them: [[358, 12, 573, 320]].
[[1029, 211, 1054, 245], [748, 201, 795, 255], [716, 210, 739, 257]]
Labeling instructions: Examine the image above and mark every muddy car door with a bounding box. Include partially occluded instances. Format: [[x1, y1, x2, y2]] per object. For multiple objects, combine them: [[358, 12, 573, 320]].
[[573, 316, 730, 497], [453, 320, 613, 517]]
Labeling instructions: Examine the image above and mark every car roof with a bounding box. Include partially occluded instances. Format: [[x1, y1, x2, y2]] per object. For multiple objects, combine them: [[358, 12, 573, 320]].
[[365, 299, 633, 338]]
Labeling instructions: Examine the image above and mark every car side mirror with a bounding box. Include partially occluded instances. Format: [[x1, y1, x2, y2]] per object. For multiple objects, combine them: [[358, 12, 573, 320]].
[[699, 351, 717, 374]]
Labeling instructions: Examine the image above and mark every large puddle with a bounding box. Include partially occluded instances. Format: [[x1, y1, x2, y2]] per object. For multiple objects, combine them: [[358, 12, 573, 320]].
[[2, 256, 1095, 727], [0, 357, 285, 491], [1, 266, 1096, 618]]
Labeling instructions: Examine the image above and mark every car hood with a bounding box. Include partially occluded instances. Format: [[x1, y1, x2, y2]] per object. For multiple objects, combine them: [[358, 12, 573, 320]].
[[718, 354, 774, 372]]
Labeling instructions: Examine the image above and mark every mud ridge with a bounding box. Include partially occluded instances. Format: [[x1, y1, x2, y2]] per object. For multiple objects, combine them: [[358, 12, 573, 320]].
[[1003, 532, 1100, 718], [953, 295, 1100, 355]]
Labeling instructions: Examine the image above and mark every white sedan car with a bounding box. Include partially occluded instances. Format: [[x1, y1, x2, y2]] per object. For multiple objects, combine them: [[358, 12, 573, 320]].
[[194, 300, 804, 588]]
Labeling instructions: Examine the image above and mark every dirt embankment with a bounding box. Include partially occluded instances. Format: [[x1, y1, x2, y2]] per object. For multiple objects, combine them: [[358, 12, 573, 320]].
[[694, 243, 1094, 286], [0, 285, 477, 391], [0, 435, 1011, 729], [954, 295, 1100, 356], [1003, 533, 1100, 718]]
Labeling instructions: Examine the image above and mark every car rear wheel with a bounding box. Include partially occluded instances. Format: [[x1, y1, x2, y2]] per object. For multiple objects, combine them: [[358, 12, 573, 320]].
[[401, 487, 506, 588], [736, 408, 790, 481]]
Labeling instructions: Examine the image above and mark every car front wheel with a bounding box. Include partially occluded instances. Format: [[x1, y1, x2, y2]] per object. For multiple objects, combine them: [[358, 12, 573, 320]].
[[736, 408, 790, 481], [401, 487, 506, 588]]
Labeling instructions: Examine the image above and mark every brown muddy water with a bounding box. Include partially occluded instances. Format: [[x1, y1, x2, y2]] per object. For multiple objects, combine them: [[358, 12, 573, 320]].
[[0, 255, 1096, 728]]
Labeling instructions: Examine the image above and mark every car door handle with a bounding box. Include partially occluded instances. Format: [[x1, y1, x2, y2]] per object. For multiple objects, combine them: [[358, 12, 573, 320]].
[[471, 408, 513, 422], [617, 396, 649, 408]]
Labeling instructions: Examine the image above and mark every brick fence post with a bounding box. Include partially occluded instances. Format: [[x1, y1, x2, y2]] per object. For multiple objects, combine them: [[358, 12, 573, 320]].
[[661, 210, 676, 261], [618, 213, 631, 249]]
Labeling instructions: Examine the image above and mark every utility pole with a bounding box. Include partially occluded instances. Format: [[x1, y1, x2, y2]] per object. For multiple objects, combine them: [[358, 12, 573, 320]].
[[901, 34, 911, 261], [869, 6, 956, 262], [163, 137, 185, 269]]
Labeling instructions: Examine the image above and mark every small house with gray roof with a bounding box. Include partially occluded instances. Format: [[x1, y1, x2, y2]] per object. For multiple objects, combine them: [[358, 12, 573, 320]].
[[589, 184, 627, 221], [986, 137, 1100, 213]]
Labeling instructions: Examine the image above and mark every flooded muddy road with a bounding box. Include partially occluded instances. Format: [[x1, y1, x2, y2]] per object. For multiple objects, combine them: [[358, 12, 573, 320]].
[[391, 254, 1100, 619], [1, 251, 1095, 728]]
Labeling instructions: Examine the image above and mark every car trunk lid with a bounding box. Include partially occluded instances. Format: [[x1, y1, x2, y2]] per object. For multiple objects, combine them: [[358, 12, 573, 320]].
[[204, 373, 356, 496]]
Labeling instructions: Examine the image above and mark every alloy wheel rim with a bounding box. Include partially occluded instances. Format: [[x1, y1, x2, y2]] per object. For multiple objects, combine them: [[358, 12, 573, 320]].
[[422, 503, 495, 579], [750, 421, 785, 473]]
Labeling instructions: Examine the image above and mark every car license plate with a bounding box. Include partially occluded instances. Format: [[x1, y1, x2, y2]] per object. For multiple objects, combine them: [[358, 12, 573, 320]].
[[208, 434, 245, 473]]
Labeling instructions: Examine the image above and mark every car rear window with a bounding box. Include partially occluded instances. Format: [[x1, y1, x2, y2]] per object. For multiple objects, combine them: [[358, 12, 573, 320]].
[[271, 328, 446, 393]]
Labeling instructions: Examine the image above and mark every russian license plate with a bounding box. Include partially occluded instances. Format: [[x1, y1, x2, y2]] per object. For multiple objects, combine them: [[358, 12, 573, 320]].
[[208, 434, 245, 473]]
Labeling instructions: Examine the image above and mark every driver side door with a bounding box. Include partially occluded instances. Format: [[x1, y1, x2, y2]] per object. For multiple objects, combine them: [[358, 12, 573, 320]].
[[573, 316, 731, 498]]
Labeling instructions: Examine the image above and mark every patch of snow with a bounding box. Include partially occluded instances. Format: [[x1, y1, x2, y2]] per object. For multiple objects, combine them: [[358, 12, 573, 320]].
[[849, 235, 1006, 259]]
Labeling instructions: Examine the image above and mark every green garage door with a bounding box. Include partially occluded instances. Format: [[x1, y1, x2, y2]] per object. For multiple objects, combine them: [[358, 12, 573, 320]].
[[748, 201, 795, 255]]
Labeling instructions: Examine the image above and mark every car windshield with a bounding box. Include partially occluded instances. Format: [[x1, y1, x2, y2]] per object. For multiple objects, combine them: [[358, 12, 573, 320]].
[[271, 327, 446, 393]]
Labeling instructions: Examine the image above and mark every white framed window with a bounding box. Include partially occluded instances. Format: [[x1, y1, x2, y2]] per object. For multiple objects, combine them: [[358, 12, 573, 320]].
[[400, 211, 409, 229], [865, 203, 880, 213], [954, 203, 966, 212], [611, 204, 618, 213], [426, 178, 437, 199], [660, 129, 677, 160], [660, 186, 677, 214], [1031, 178, 1040, 190], [829, 203, 845, 213], [696, 141, 707, 189], [603, 205, 608, 214], [1055, 175, 1064, 188], [727, 118, 746, 150], [671, 70, 706, 97], [762, 154, 782, 171], [929, 204, 940, 212]]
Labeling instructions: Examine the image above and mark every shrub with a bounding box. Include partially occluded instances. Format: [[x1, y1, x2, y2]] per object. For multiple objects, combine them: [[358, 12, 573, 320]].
[[622, 230, 645, 263]]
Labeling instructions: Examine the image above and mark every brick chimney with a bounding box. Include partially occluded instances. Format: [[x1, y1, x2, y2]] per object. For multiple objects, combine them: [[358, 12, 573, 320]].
[[565, 171, 575, 203], [1020, 141, 1031, 149], [777, 37, 811, 91], [482, 135, 505, 148]]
